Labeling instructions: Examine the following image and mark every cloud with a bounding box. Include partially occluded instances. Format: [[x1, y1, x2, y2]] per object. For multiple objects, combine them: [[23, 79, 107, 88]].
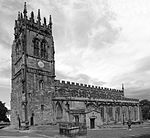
[[56, 70, 106, 86], [0, 0, 25, 50], [127, 88, 150, 101], [108, 55, 150, 99], [0, 0, 150, 109], [37, 0, 121, 59], [0, 66, 11, 79], [0, 86, 11, 108], [135, 56, 150, 72]]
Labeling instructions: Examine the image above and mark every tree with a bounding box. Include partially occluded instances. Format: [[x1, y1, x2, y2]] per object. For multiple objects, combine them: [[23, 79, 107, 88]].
[[140, 99, 150, 120], [0, 101, 10, 122]]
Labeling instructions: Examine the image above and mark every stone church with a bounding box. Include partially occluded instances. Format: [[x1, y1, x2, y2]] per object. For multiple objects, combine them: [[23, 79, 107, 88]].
[[11, 3, 141, 129]]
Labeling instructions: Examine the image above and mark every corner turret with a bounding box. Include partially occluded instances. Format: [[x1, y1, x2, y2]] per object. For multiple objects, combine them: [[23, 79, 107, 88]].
[[37, 9, 41, 27], [23, 2, 27, 19]]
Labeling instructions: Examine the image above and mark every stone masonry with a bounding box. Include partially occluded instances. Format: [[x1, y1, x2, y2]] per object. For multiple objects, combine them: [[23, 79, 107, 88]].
[[11, 3, 141, 129]]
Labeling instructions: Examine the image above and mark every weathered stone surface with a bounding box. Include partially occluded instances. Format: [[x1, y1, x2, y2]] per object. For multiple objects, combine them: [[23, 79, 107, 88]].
[[11, 5, 55, 128], [11, 3, 140, 129]]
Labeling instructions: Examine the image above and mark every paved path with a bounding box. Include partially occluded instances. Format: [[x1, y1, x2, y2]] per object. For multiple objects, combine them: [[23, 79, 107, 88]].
[[0, 123, 150, 138], [87, 127, 150, 138]]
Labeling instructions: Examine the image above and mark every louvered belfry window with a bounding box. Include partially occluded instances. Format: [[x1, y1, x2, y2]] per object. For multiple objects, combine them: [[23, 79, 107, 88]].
[[41, 39, 47, 59], [33, 38, 39, 56]]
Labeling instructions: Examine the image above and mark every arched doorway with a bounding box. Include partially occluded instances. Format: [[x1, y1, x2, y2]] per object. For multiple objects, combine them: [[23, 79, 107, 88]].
[[90, 118, 95, 129], [30, 113, 34, 126]]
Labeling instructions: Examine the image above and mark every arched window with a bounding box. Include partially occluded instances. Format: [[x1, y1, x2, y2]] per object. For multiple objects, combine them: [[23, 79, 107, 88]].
[[107, 106, 113, 121], [116, 107, 120, 122], [41, 104, 44, 111], [56, 102, 63, 119], [41, 40, 47, 59], [33, 38, 39, 56], [39, 80, 44, 90], [100, 107, 104, 121], [74, 115, 79, 124], [15, 43, 19, 56], [15, 39, 21, 56]]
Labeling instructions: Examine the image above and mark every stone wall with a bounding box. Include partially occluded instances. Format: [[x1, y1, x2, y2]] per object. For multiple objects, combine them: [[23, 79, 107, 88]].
[[54, 80, 138, 102], [11, 4, 140, 129], [11, 73, 23, 128], [26, 71, 55, 125]]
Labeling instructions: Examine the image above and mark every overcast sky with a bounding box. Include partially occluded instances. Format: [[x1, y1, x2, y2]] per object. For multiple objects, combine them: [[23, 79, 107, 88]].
[[0, 0, 150, 108]]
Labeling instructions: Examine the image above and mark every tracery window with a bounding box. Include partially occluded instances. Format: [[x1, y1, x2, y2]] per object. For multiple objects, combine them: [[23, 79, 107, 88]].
[[116, 107, 120, 122], [33, 38, 39, 56], [107, 107, 113, 121], [56, 102, 63, 119], [41, 39, 47, 59], [134, 107, 137, 121], [100, 107, 104, 121]]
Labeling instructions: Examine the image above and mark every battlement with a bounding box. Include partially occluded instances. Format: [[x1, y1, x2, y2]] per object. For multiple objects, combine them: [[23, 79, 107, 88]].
[[54, 80, 123, 94], [54, 80, 140, 102], [14, 2, 52, 39]]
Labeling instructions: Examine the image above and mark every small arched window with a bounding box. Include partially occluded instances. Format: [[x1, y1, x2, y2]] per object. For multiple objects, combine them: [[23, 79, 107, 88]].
[[33, 38, 39, 56], [41, 104, 44, 111], [41, 39, 47, 59], [39, 80, 44, 90]]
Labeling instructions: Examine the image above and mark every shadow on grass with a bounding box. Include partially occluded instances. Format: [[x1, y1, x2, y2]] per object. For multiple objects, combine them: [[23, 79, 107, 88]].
[[133, 135, 150, 138], [123, 134, 150, 138]]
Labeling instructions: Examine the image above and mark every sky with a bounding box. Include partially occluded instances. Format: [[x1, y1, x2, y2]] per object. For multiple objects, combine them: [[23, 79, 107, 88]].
[[0, 0, 150, 108]]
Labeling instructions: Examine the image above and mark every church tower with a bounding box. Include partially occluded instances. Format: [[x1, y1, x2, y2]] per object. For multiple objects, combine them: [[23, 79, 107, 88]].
[[11, 2, 55, 128]]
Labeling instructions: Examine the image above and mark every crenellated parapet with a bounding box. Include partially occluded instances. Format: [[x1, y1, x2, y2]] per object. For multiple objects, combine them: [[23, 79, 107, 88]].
[[55, 80, 123, 93], [14, 2, 52, 40], [54, 80, 129, 101], [54, 80, 138, 102]]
